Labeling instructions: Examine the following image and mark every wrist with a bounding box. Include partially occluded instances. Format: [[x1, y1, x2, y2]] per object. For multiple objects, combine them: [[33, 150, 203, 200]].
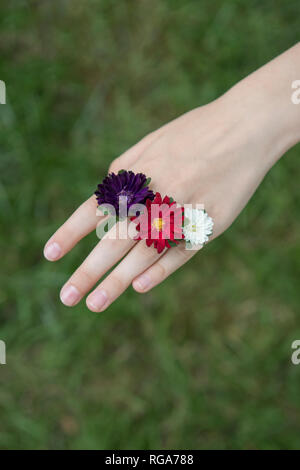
[[221, 43, 300, 170]]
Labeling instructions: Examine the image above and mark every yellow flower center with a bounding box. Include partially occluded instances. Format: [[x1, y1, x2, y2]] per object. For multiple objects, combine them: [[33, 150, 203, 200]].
[[192, 223, 198, 232], [152, 217, 164, 232]]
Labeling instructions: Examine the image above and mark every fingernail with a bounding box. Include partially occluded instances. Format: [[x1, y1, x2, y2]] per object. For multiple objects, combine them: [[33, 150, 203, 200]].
[[134, 274, 151, 291], [44, 242, 62, 261], [87, 289, 108, 312], [60, 285, 80, 306]]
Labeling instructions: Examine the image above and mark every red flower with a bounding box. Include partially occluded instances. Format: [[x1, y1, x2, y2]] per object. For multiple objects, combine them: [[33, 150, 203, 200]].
[[132, 192, 184, 253]]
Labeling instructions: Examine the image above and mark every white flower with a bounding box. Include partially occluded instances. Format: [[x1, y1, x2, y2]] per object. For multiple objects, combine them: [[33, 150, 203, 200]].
[[183, 208, 213, 246]]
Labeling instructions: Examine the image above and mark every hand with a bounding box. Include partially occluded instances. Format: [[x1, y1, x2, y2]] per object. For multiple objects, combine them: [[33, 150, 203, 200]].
[[43, 44, 300, 312]]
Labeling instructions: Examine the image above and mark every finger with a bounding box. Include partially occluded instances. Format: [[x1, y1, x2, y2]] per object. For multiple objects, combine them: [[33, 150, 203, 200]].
[[86, 240, 164, 312], [60, 219, 136, 306], [132, 242, 200, 293], [44, 195, 101, 261]]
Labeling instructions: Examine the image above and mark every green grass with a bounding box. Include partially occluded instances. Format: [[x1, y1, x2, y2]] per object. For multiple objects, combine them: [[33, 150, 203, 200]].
[[0, 0, 300, 449]]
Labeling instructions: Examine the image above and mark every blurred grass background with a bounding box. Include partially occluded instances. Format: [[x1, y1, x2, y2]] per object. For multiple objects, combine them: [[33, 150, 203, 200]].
[[0, 0, 300, 450]]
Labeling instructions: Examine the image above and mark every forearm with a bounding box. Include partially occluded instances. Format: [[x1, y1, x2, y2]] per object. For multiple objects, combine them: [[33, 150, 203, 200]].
[[221, 42, 300, 171]]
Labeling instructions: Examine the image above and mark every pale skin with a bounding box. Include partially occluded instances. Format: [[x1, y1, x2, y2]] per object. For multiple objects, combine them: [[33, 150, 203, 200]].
[[44, 43, 300, 312]]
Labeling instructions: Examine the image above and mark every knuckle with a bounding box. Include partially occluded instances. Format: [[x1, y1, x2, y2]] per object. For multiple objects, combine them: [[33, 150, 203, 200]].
[[176, 244, 194, 261], [153, 262, 166, 280], [138, 241, 159, 260], [57, 223, 75, 244], [109, 274, 125, 292], [141, 130, 158, 145], [108, 158, 122, 174], [74, 266, 96, 287], [84, 196, 98, 211]]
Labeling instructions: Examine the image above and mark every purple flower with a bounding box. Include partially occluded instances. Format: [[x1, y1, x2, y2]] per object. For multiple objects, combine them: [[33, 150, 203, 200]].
[[95, 170, 154, 216]]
